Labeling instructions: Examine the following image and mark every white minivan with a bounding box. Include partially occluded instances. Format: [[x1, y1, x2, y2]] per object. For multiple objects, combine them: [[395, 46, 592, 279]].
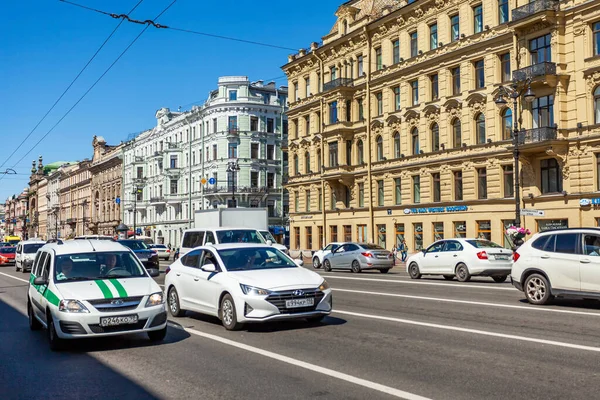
[[16, 239, 46, 273], [180, 227, 272, 256]]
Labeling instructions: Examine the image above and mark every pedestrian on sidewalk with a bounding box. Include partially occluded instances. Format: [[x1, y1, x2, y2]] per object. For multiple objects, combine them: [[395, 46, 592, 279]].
[[391, 246, 398, 266], [399, 239, 408, 262]]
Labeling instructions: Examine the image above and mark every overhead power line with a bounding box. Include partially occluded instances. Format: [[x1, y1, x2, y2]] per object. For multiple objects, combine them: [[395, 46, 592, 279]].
[[0, 0, 146, 173], [0, 0, 178, 185]]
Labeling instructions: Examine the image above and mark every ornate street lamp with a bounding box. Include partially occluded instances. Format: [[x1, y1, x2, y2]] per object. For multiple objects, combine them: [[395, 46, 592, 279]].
[[132, 178, 147, 239], [226, 159, 240, 208]]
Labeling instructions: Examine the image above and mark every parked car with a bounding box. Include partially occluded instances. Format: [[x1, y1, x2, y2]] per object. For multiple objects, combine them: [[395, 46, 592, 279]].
[[257, 229, 289, 255], [322, 243, 394, 273], [312, 242, 343, 269], [0, 246, 16, 264], [15, 239, 46, 273], [117, 240, 159, 269], [511, 228, 600, 305], [149, 244, 171, 261], [406, 238, 513, 282], [164, 244, 332, 330]]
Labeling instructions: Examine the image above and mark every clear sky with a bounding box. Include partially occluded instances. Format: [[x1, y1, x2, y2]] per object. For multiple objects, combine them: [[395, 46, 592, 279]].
[[0, 0, 340, 200]]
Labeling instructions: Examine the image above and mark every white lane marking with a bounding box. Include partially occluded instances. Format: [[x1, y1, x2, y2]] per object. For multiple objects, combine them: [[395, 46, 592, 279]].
[[0, 272, 29, 283], [320, 274, 516, 291], [168, 322, 431, 400], [335, 310, 600, 353], [333, 288, 600, 317]]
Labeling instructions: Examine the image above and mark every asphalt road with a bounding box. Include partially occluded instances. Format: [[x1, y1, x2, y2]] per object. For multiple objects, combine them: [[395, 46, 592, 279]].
[[2, 259, 600, 400]]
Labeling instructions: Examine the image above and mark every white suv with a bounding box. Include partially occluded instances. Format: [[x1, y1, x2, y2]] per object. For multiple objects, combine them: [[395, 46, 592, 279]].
[[511, 228, 600, 305]]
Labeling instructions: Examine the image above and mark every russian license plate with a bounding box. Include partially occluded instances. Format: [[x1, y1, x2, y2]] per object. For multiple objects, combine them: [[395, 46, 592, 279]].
[[285, 298, 314, 308], [138, 255, 148, 261], [100, 315, 138, 327], [377, 255, 387, 259], [494, 255, 510, 260]]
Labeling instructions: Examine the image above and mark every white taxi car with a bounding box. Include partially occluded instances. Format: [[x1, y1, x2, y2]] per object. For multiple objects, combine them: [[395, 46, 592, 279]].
[[27, 240, 167, 351]]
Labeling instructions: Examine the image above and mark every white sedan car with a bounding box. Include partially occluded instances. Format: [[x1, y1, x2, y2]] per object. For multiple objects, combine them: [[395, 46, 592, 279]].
[[164, 244, 332, 330], [312, 242, 343, 269], [406, 238, 513, 282]]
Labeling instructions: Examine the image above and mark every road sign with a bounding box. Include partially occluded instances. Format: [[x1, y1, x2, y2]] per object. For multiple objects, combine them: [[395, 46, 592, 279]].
[[521, 209, 545, 217], [208, 177, 216, 185], [115, 197, 121, 205], [201, 178, 207, 185]]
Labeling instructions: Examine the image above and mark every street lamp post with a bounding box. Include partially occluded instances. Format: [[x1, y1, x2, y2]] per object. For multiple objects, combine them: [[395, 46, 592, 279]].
[[132, 178, 146, 239], [494, 79, 535, 235], [226, 160, 240, 208]]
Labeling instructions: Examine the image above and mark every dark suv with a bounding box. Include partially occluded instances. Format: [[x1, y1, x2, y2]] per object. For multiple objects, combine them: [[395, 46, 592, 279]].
[[117, 240, 159, 269]]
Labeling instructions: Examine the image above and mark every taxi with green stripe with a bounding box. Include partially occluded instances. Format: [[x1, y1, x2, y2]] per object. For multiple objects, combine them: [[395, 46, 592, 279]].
[[27, 239, 167, 350]]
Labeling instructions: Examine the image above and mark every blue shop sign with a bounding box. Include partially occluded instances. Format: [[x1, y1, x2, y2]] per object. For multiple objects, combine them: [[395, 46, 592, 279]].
[[580, 198, 600, 207], [404, 205, 469, 215]]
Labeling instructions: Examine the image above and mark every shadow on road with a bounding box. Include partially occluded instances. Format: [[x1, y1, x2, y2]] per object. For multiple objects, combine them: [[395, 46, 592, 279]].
[[518, 297, 600, 310]]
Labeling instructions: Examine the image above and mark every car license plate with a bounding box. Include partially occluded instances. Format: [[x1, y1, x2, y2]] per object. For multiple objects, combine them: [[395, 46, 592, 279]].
[[100, 315, 138, 327], [377, 255, 387, 259], [494, 255, 510, 260], [285, 298, 314, 308], [138, 255, 148, 260]]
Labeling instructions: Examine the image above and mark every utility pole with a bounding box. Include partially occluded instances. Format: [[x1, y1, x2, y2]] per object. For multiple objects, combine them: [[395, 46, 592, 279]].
[[132, 178, 146, 239]]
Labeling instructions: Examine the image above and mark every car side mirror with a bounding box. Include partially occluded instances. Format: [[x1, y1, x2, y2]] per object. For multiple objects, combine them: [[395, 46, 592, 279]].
[[201, 263, 217, 272], [266, 239, 273, 246], [147, 268, 160, 277], [294, 259, 304, 267], [33, 276, 48, 286], [205, 242, 213, 246]]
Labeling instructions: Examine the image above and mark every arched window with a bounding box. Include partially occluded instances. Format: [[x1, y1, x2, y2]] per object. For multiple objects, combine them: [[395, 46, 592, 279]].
[[431, 123, 440, 152], [305, 152, 311, 174], [294, 154, 299, 175], [501, 108, 513, 140], [411, 128, 420, 155], [357, 140, 364, 164], [393, 132, 401, 158], [594, 86, 600, 124], [342, 20, 348, 35], [376, 135, 384, 161], [475, 113, 486, 144], [452, 119, 462, 148], [316, 149, 322, 172]]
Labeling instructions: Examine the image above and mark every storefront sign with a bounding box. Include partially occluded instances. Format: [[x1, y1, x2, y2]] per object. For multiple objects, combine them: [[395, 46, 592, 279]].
[[538, 219, 568, 232], [300, 215, 313, 219], [403, 205, 468, 215], [580, 198, 600, 207], [521, 209, 545, 217]]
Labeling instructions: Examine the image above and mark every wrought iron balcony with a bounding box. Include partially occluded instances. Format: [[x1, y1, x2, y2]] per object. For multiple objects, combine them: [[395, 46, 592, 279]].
[[512, 62, 557, 82], [150, 196, 165, 204], [228, 127, 239, 136], [134, 156, 145, 163], [518, 126, 557, 145], [323, 78, 354, 92], [164, 167, 181, 177], [512, 0, 559, 22]]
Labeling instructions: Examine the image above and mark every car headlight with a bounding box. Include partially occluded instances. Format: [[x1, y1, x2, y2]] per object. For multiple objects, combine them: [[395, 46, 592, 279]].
[[59, 300, 90, 313], [319, 279, 330, 291], [145, 292, 164, 307], [240, 284, 271, 296]]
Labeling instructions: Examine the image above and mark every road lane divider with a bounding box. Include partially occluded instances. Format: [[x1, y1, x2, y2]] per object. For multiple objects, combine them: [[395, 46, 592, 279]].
[[334, 310, 600, 353], [319, 275, 516, 291], [0, 272, 30, 284], [167, 322, 431, 400]]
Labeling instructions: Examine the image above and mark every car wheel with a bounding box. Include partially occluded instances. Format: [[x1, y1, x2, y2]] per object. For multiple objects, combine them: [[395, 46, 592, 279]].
[[455, 263, 471, 282], [312, 257, 321, 269], [323, 260, 332, 272], [15, 262, 19, 272], [306, 315, 326, 324], [21, 266, 27, 274], [220, 294, 243, 331], [443, 275, 454, 281], [167, 287, 186, 317], [524, 273, 552, 305], [408, 262, 421, 279], [379, 268, 390, 274], [492, 275, 508, 283], [47, 315, 63, 351], [148, 326, 167, 342], [28, 301, 41, 331], [351, 261, 361, 273]]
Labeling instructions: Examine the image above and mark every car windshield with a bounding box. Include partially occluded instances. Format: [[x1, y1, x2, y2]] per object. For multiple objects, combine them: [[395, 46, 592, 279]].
[[118, 240, 148, 250], [360, 243, 385, 250], [466, 239, 503, 249], [218, 247, 296, 271], [152, 245, 167, 249], [260, 231, 276, 242], [24, 244, 44, 253], [54, 251, 147, 282], [216, 230, 265, 244], [0, 247, 16, 254]]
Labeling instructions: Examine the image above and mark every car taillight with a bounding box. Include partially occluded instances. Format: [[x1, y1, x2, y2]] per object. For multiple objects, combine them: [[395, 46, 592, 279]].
[[513, 252, 520, 262], [166, 249, 170, 253], [165, 266, 171, 275], [476, 251, 488, 260], [361, 252, 373, 258]]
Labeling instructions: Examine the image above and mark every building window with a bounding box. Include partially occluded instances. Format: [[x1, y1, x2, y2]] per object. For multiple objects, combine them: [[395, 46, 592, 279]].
[[305, 152, 311, 174], [229, 90, 237, 101], [477, 168, 487, 199], [294, 227, 300, 249], [432, 173, 441, 202], [306, 191, 311, 212], [357, 55, 364, 76], [431, 123, 440, 152], [473, 5, 483, 34], [451, 14, 460, 42], [378, 180, 384, 206], [430, 74, 439, 101], [212, 144, 217, 160], [329, 101, 338, 124], [430, 23, 438, 50], [228, 143, 238, 159], [594, 22, 600, 56], [305, 115, 311, 135], [250, 171, 259, 187], [357, 98, 364, 120], [357, 224, 367, 243], [267, 144, 275, 160], [532, 95, 554, 128], [345, 100, 352, 122], [330, 225, 338, 242], [474, 59, 485, 89], [395, 224, 405, 246], [318, 188, 322, 210], [266, 118, 274, 133], [358, 183, 364, 207], [477, 220, 491, 240], [294, 191, 299, 212], [213, 118, 218, 133], [375, 47, 383, 70], [377, 225, 387, 248], [169, 156, 177, 169], [433, 222, 444, 241], [410, 80, 419, 106], [475, 113, 486, 144], [410, 31, 418, 57], [376, 136, 384, 161], [394, 86, 401, 111], [342, 225, 352, 242], [452, 119, 462, 148], [541, 158, 562, 193], [344, 187, 351, 208], [451, 67, 461, 95], [393, 39, 400, 64], [267, 172, 274, 188], [170, 179, 178, 195], [411, 128, 419, 155], [357, 140, 364, 164], [595, 87, 600, 124], [500, 53, 511, 82], [330, 66, 337, 81], [530, 34, 552, 64], [414, 223, 423, 251], [305, 77, 310, 97], [503, 165, 514, 197], [316, 149, 322, 171], [346, 140, 352, 166], [376, 92, 383, 115], [293, 155, 299, 175], [305, 227, 312, 249], [413, 175, 421, 204], [501, 108, 513, 140], [394, 178, 402, 205], [318, 226, 324, 248], [251, 143, 259, 159], [454, 221, 467, 238], [329, 142, 338, 167], [498, 0, 509, 24], [597, 154, 600, 190], [454, 171, 463, 200], [393, 132, 401, 158]]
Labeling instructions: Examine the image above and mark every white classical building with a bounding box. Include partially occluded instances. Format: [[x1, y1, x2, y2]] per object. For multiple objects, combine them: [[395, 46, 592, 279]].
[[122, 76, 288, 247]]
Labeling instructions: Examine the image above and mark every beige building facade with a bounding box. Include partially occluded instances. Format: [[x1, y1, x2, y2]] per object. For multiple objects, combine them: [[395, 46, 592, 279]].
[[60, 161, 92, 238], [283, 0, 600, 252]]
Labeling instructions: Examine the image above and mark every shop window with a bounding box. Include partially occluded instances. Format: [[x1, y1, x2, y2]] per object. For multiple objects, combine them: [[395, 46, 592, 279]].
[[305, 227, 312, 249], [294, 227, 300, 249], [344, 225, 352, 242], [357, 224, 367, 243], [377, 225, 387, 249], [477, 220, 491, 240], [413, 223, 423, 251], [395, 224, 405, 246], [454, 221, 467, 238], [330, 225, 338, 242], [433, 222, 444, 241]]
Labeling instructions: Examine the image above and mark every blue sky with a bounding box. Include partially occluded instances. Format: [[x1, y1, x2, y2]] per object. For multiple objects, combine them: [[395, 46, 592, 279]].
[[0, 0, 340, 200]]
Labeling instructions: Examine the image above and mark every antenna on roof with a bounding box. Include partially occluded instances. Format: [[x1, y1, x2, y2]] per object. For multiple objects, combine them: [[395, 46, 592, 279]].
[[88, 239, 97, 252]]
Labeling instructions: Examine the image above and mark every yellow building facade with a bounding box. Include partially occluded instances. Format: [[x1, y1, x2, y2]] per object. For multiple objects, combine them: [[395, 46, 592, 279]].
[[283, 0, 600, 252]]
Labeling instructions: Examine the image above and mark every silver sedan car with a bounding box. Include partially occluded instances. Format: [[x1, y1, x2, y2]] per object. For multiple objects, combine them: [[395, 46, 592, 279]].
[[322, 243, 394, 273]]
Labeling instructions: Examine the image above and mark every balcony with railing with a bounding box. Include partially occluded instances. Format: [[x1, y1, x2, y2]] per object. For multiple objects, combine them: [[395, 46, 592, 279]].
[[512, 62, 557, 85], [512, 0, 559, 24], [323, 78, 354, 92], [518, 126, 559, 151], [227, 127, 239, 138], [164, 142, 182, 154], [66, 218, 76, 225], [133, 156, 145, 164], [150, 196, 165, 204], [164, 167, 181, 177]]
